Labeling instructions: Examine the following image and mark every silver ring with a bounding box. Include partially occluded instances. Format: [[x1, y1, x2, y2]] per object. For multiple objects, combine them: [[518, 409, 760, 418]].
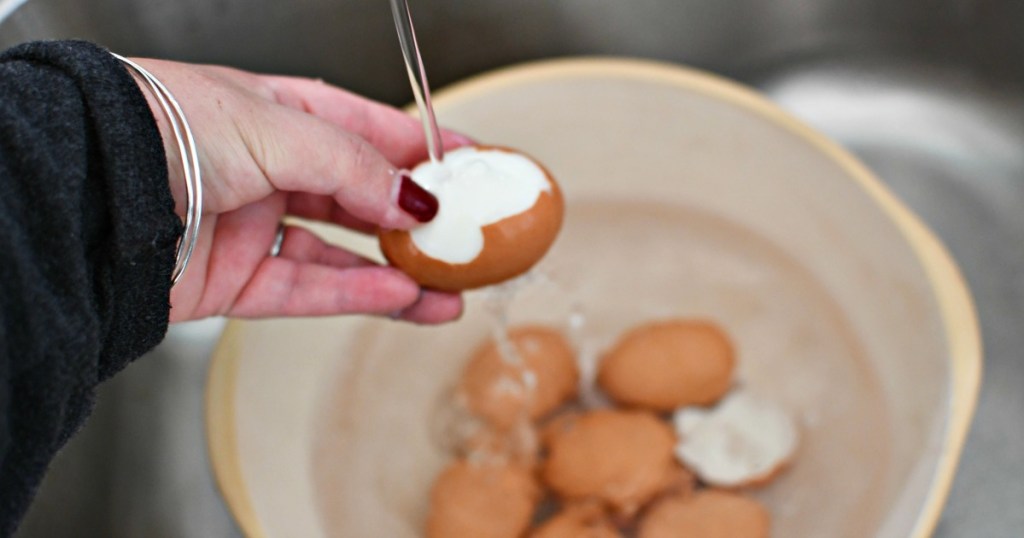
[[269, 223, 286, 257]]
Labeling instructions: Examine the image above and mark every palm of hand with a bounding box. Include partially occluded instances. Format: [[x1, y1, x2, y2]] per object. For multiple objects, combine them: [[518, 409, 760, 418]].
[[131, 59, 465, 324]]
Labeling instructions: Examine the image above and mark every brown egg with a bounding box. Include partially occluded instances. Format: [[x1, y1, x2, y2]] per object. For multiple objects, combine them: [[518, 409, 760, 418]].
[[460, 326, 579, 430], [541, 409, 676, 517], [531, 502, 622, 538], [426, 459, 541, 538], [638, 490, 770, 538], [657, 463, 697, 499], [379, 145, 564, 291], [598, 320, 735, 411], [538, 410, 581, 450]]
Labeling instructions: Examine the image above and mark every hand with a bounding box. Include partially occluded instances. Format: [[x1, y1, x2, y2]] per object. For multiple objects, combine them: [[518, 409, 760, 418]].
[[129, 59, 468, 324]]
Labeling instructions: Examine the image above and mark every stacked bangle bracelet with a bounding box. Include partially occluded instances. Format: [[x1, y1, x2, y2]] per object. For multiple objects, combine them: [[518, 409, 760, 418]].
[[113, 53, 203, 286]]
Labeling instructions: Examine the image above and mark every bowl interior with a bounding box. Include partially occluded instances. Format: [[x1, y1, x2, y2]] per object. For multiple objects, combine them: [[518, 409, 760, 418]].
[[207, 59, 962, 538]]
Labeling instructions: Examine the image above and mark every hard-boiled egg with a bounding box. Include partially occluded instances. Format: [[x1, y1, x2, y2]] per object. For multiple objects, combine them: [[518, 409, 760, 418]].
[[541, 410, 676, 517], [426, 459, 541, 538], [380, 145, 563, 291], [638, 490, 770, 538], [598, 320, 735, 411]]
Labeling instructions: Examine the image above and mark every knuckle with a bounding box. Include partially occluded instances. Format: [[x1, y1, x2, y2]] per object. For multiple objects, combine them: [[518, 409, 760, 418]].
[[347, 136, 377, 178]]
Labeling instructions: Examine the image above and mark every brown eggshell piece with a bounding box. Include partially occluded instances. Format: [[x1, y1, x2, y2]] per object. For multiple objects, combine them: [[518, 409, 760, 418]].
[[541, 409, 676, 517], [531, 502, 622, 538], [638, 490, 770, 538], [426, 460, 541, 538], [598, 320, 735, 411], [460, 326, 579, 430], [379, 146, 564, 292]]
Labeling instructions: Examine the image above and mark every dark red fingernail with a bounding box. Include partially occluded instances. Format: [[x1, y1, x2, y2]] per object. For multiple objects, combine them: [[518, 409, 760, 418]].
[[398, 173, 438, 223]]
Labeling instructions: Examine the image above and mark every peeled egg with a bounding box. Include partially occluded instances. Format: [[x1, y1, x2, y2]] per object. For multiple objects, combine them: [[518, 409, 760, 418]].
[[541, 409, 676, 517], [598, 320, 735, 411], [426, 459, 541, 538], [379, 145, 564, 291], [638, 490, 770, 538]]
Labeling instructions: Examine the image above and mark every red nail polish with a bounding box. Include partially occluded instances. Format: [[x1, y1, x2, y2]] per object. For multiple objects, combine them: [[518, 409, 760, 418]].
[[398, 174, 439, 223]]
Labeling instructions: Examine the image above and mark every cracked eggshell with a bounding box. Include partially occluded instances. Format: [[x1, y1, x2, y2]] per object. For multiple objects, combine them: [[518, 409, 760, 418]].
[[673, 389, 799, 489], [379, 146, 564, 291]]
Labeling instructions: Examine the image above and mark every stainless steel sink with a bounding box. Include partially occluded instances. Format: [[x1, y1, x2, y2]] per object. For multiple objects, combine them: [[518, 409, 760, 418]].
[[2, 0, 1022, 536]]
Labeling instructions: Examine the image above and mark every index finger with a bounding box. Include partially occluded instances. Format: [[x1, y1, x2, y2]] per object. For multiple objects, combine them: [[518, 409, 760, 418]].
[[259, 75, 474, 168]]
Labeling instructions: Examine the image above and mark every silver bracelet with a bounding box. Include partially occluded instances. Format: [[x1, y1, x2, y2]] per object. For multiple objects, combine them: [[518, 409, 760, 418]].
[[112, 53, 203, 286]]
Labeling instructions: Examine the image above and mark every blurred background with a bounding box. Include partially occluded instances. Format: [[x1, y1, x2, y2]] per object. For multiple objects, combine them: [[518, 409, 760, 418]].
[[2, 0, 1022, 536]]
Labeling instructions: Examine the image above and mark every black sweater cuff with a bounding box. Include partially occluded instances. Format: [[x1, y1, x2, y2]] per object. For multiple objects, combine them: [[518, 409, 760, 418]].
[[1, 40, 181, 377], [0, 39, 182, 532]]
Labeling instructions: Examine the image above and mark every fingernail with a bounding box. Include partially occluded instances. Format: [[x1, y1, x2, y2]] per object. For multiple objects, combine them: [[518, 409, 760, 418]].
[[398, 173, 439, 223]]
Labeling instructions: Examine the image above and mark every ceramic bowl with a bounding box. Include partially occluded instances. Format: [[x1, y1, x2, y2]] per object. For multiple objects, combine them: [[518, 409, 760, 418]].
[[206, 58, 980, 538]]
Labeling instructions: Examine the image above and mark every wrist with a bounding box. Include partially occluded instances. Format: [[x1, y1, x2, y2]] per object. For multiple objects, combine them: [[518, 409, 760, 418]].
[[126, 58, 189, 219], [114, 54, 203, 286]]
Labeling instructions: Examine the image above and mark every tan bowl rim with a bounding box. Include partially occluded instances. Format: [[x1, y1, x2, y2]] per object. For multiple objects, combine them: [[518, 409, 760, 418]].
[[205, 57, 983, 538]]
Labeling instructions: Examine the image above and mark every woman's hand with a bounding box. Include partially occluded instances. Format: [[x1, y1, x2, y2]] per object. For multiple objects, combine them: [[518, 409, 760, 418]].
[[129, 59, 468, 324]]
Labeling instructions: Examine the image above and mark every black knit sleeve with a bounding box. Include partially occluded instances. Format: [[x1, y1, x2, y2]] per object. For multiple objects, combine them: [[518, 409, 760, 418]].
[[0, 40, 182, 532]]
